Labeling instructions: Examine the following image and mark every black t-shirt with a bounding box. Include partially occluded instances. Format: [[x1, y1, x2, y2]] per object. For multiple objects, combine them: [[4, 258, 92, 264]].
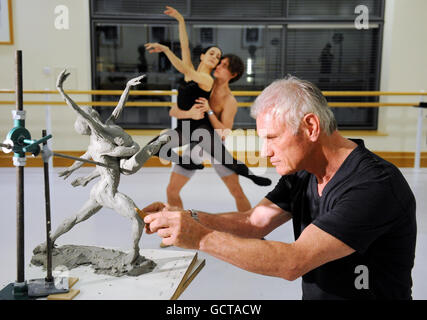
[[265, 139, 417, 300]]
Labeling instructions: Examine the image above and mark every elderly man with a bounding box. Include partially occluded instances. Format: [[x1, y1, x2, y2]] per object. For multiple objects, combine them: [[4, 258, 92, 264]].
[[144, 76, 417, 300]]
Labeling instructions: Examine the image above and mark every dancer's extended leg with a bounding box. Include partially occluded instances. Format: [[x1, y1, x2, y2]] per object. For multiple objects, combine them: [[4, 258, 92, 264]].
[[147, 129, 204, 170], [184, 124, 271, 186]]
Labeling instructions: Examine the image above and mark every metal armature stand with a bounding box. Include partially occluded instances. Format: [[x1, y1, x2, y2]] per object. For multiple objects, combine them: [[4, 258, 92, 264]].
[[26, 131, 69, 298], [0, 51, 68, 300], [0, 50, 32, 300]]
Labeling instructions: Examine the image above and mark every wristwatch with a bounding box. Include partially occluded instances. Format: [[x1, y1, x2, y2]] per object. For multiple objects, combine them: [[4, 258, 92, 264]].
[[207, 110, 214, 116], [188, 209, 199, 222]]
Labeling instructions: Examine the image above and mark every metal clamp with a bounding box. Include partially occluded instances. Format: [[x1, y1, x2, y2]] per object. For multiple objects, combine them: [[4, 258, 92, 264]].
[[41, 144, 54, 163], [12, 110, 26, 120]]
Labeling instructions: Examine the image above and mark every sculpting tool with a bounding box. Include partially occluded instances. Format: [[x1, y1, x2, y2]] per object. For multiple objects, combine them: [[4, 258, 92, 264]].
[[135, 208, 149, 227]]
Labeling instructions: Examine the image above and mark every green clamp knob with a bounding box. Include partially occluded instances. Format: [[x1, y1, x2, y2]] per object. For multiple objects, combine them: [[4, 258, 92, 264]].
[[6, 127, 31, 158], [22, 134, 52, 156]]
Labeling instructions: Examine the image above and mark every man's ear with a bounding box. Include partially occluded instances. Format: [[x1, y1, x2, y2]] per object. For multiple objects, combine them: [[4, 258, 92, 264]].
[[302, 113, 320, 141]]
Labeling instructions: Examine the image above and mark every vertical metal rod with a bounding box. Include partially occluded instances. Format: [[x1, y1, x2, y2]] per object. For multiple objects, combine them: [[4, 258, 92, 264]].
[[414, 90, 425, 171], [16, 51, 23, 112], [16, 167, 24, 283], [44, 88, 53, 171], [42, 130, 53, 282], [15, 50, 25, 284]]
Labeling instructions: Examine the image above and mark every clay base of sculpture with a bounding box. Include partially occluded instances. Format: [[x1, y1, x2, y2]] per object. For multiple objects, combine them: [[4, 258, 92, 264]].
[[31, 245, 156, 277]]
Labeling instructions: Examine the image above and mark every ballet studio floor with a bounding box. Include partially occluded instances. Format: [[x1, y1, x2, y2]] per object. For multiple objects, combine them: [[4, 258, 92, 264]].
[[0, 166, 426, 300]]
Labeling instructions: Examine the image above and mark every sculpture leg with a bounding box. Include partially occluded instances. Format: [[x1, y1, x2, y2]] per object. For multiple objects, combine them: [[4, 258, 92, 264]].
[[33, 199, 102, 254], [129, 215, 144, 263], [111, 192, 143, 264]]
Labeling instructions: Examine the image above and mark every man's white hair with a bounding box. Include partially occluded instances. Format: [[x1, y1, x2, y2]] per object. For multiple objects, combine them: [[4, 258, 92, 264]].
[[251, 76, 337, 135]]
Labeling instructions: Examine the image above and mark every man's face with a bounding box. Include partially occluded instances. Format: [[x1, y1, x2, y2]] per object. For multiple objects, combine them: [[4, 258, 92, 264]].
[[213, 58, 234, 81], [256, 110, 310, 176]]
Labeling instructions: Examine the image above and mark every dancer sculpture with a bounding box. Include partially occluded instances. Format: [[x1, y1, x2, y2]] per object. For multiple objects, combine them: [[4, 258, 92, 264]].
[[34, 70, 168, 264]]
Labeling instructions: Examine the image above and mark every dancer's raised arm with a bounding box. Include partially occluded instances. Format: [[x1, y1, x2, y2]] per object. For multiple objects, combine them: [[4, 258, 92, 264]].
[[164, 6, 192, 69], [145, 42, 214, 90]]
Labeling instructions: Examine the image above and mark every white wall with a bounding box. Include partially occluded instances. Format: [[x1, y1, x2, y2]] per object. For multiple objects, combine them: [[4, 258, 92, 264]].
[[0, 0, 92, 150], [371, 0, 427, 152], [0, 0, 426, 156]]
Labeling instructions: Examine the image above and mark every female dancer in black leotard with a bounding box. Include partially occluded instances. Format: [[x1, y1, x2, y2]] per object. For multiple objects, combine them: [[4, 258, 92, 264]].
[[144, 6, 271, 186]]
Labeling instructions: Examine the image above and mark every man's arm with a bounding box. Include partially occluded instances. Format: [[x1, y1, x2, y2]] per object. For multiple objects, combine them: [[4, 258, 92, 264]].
[[144, 198, 355, 281], [217, 96, 238, 130], [199, 223, 355, 281], [193, 96, 237, 139], [195, 198, 291, 238], [169, 103, 208, 120], [143, 197, 289, 239]]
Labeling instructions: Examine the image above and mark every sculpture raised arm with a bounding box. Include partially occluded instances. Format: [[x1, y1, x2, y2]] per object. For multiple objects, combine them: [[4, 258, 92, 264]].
[[106, 75, 146, 124], [56, 69, 106, 135]]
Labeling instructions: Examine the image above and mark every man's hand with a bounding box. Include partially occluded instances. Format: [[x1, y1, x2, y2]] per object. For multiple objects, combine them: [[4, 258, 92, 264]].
[[139, 202, 168, 234], [141, 201, 167, 213], [139, 202, 183, 235], [144, 209, 212, 249], [188, 104, 208, 120], [193, 97, 211, 114]]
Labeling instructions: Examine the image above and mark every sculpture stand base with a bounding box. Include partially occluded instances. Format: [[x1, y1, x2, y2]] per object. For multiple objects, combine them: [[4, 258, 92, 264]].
[[27, 277, 69, 297], [31, 245, 156, 277], [0, 282, 36, 300]]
